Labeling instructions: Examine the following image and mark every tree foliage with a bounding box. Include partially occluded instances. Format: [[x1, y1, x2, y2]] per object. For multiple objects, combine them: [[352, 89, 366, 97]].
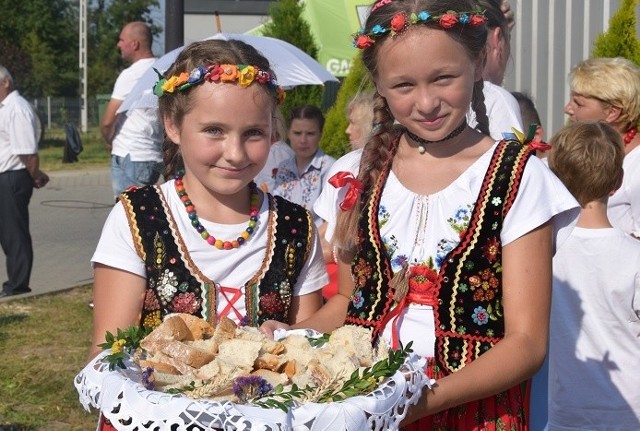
[[261, 0, 323, 122], [592, 0, 640, 64], [0, 0, 161, 98], [89, 0, 161, 95], [0, 0, 77, 97], [320, 54, 373, 159]]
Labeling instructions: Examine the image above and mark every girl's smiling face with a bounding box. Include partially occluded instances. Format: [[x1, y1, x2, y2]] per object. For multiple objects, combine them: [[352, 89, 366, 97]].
[[374, 27, 482, 143], [164, 81, 274, 198]]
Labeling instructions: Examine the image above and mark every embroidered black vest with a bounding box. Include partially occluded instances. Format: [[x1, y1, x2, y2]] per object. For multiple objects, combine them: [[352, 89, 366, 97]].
[[345, 139, 532, 375], [119, 186, 313, 329]]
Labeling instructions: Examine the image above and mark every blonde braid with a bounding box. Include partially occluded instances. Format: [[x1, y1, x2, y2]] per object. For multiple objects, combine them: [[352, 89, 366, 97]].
[[334, 92, 396, 255]]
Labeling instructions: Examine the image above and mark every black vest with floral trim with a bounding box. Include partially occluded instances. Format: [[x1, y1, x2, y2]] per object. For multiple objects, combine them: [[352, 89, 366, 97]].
[[119, 186, 313, 330], [345, 139, 533, 376]]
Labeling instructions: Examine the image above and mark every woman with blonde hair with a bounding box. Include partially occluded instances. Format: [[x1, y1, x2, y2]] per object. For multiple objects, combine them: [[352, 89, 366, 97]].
[[345, 90, 376, 150], [564, 56, 640, 236]]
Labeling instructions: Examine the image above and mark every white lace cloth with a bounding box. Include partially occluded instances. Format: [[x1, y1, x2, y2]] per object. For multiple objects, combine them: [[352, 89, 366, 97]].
[[75, 349, 433, 431]]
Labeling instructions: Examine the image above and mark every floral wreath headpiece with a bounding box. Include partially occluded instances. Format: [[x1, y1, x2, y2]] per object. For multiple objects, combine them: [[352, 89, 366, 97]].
[[153, 63, 286, 105], [353, 6, 487, 49]]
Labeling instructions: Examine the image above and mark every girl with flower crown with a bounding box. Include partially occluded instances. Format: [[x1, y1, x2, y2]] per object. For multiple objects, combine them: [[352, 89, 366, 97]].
[[262, 0, 578, 428], [88, 39, 327, 430]]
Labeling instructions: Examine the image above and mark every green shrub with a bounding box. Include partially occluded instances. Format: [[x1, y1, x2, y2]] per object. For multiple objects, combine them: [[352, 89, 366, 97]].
[[592, 0, 640, 64], [320, 55, 374, 159], [262, 0, 323, 120]]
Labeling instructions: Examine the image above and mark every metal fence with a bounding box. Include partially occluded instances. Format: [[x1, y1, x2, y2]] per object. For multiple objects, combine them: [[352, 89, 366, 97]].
[[30, 95, 108, 130], [504, 0, 636, 137]]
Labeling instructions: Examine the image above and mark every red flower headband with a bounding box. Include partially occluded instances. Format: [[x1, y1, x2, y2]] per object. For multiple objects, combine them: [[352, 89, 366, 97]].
[[353, 7, 487, 49]]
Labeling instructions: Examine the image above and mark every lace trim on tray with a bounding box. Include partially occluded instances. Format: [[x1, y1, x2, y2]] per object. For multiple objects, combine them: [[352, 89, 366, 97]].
[[75, 351, 434, 431]]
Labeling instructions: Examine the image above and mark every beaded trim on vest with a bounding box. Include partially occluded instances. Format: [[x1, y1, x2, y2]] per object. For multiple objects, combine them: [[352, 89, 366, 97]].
[[119, 186, 313, 330], [345, 139, 532, 375]]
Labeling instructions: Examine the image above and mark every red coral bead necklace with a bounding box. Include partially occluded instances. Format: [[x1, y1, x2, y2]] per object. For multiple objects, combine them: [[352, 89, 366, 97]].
[[624, 127, 637, 145], [174, 175, 259, 250]]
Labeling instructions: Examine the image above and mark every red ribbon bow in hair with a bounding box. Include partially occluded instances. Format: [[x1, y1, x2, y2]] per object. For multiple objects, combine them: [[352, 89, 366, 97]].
[[529, 140, 552, 151], [329, 171, 364, 211]]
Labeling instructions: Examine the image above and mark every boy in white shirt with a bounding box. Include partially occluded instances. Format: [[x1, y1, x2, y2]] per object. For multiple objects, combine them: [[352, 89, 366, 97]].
[[547, 121, 640, 430]]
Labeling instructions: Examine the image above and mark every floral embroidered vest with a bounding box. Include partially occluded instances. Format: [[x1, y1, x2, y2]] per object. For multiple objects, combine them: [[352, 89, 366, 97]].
[[345, 139, 533, 376], [119, 186, 313, 330]]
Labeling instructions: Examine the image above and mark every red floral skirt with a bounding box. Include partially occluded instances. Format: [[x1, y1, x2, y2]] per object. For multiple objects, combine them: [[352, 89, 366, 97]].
[[98, 378, 529, 431], [402, 378, 531, 431]]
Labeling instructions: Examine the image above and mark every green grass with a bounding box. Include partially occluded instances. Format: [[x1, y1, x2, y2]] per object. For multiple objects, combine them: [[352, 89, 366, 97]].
[[0, 286, 98, 430], [39, 127, 110, 172], [0, 130, 108, 429]]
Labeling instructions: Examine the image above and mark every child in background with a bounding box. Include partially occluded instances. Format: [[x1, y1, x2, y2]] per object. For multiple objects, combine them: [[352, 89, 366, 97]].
[[271, 105, 336, 227], [89, 36, 329, 368], [262, 0, 578, 428], [345, 90, 376, 150], [546, 121, 640, 430], [254, 109, 294, 193], [511, 91, 550, 158], [271, 105, 336, 298], [471, 0, 524, 141]]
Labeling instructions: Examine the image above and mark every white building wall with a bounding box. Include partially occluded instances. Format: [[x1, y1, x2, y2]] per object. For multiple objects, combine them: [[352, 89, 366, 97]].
[[505, 0, 639, 137]]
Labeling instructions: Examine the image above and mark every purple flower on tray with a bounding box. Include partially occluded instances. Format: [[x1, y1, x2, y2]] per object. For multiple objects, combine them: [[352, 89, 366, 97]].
[[141, 367, 156, 390], [233, 375, 273, 403]]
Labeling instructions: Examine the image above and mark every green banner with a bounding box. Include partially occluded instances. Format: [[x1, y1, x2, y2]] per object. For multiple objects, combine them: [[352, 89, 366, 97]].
[[248, 0, 371, 77], [301, 0, 371, 77]]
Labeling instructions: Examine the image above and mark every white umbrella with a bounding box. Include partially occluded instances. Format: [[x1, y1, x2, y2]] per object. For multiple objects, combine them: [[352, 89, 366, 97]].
[[117, 33, 339, 114]]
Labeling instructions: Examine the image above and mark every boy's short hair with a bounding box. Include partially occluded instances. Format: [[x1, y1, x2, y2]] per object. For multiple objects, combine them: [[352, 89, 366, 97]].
[[548, 121, 624, 206]]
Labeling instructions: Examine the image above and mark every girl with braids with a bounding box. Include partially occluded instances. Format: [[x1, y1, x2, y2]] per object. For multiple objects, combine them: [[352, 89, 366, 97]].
[[89, 39, 328, 430], [471, 0, 524, 141], [262, 0, 578, 428]]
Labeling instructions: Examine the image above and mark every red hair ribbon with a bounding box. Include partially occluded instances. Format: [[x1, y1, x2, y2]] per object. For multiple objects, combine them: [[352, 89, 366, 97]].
[[329, 171, 364, 211], [529, 140, 552, 151]]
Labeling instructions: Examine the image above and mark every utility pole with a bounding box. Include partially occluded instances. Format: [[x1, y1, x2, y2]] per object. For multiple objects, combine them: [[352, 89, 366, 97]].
[[79, 0, 88, 132], [165, 0, 184, 53]]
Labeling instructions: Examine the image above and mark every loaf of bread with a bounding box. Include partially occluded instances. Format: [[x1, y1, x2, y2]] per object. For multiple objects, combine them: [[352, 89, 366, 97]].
[[133, 315, 378, 403], [160, 339, 216, 368], [176, 313, 214, 340], [140, 315, 191, 353]]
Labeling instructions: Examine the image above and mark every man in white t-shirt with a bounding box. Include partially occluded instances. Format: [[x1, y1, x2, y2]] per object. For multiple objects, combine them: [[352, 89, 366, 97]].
[[101, 21, 162, 198]]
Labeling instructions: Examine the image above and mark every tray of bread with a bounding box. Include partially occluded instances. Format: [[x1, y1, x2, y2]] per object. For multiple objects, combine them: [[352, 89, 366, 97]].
[[75, 313, 432, 431]]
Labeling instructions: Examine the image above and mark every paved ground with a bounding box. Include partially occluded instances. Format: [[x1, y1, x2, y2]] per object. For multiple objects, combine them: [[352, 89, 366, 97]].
[[0, 167, 114, 303]]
